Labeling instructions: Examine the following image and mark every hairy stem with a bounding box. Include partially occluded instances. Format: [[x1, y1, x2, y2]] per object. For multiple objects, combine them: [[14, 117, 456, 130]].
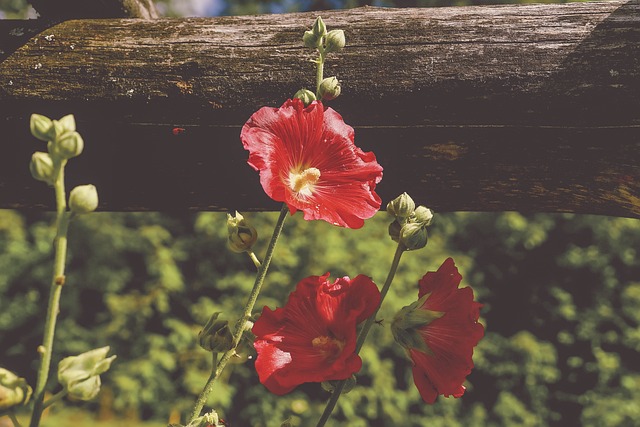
[[188, 205, 289, 422], [29, 162, 70, 427], [315, 243, 405, 427]]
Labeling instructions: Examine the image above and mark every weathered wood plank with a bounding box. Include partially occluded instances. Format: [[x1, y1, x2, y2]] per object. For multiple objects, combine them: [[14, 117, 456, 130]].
[[0, 1, 639, 217]]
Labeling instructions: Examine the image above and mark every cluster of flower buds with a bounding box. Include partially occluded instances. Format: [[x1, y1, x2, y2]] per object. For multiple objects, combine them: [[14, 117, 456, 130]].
[[198, 312, 234, 353], [0, 367, 32, 410], [387, 192, 434, 251], [29, 113, 99, 214], [57, 346, 116, 401], [226, 212, 258, 253], [295, 17, 345, 105]]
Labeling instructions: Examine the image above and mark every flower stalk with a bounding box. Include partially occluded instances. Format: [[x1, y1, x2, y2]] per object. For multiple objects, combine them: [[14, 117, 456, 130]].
[[188, 204, 289, 422], [29, 162, 71, 427], [315, 242, 405, 427]]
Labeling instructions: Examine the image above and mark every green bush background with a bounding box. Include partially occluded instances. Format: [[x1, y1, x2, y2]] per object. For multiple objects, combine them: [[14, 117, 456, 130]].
[[1, 209, 639, 426]]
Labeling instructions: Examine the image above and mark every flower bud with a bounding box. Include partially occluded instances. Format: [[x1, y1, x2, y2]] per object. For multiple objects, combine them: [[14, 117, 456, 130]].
[[49, 131, 84, 159], [303, 30, 320, 49], [318, 77, 341, 101], [186, 410, 220, 427], [30, 114, 55, 142], [294, 89, 316, 106], [58, 114, 76, 133], [388, 220, 401, 243], [324, 29, 345, 53], [0, 368, 32, 410], [227, 212, 258, 253], [400, 222, 428, 251], [198, 312, 233, 353], [387, 192, 415, 222], [391, 295, 444, 353], [69, 185, 99, 214], [312, 16, 327, 38], [29, 152, 56, 185], [413, 206, 433, 226], [58, 347, 116, 401]]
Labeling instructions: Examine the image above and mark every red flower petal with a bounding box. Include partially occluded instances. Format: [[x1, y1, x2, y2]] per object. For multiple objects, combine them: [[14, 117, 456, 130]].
[[252, 273, 381, 395], [241, 99, 383, 229], [400, 258, 484, 403]]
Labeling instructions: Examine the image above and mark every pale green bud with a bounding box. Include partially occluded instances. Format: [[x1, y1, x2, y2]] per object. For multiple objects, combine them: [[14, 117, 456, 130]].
[[312, 16, 327, 38], [391, 295, 444, 354], [294, 88, 316, 106], [30, 114, 55, 142], [58, 347, 116, 401], [49, 131, 84, 159], [69, 184, 99, 214], [413, 205, 433, 226], [318, 77, 341, 101], [387, 192, 415, 222], [57, 114, 76, 133], [186, 410, 220, 427], [324, 29, 345, 53], [227, 211, 258, 253], [0, 368, 32, 410], [400, 222, 428, 251], [29, 152, 56, 185], [303, 30, 320, 49], [198, 312, 233, 353]]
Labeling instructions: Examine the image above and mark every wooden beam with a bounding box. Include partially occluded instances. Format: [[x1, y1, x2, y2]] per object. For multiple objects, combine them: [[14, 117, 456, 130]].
[[1, 1, 639, 217]]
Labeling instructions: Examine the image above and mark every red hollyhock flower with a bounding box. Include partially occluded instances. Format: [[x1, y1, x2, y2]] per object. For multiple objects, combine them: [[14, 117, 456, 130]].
[[391, 258, 484, 404], [241, 99, 383, 229], [252, 273, 381, 395]]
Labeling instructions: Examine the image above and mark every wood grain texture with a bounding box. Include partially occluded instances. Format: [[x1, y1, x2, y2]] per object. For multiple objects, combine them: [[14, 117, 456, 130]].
[[0, 1, 639, 217]]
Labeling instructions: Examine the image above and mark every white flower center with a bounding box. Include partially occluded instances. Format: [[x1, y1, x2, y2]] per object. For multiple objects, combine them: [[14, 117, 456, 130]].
[[288, 167, 321, 198]]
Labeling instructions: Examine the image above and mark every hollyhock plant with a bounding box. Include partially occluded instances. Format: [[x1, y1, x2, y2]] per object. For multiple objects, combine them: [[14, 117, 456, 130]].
[[391, 258, 484, 404], [240, 98, 383, 229], [252, 273, 381, 395]]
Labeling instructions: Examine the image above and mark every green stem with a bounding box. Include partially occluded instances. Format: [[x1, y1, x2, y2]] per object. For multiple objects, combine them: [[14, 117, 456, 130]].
[[8, 412, 22, 427], [315, 48, 326, 99], [315, 243, 405, 427], [247, 251, 262, 269], [188, 204, 289, 422], [29, 161, 70, 427], [42, 388, 68, 410]]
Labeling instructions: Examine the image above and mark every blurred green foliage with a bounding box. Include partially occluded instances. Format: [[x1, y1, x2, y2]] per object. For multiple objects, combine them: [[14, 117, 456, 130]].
[[1, 209, 639, 426]]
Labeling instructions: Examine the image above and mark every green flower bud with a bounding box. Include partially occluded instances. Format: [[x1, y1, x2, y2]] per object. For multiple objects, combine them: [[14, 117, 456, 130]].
[[413, 205, 433, 226], [186, 410, 220, 427], [324, 29, 345, 53], [49, 131, 84, 159], [387, 192, 415, 222], [294, 88, 316, 106], [312, 16, 327, 38], [391, 295, 444, 354], [57, 114, 76, 133], [30, 114, 55, 142], [69, 184, 99, 214], [58, 347, 116, 401], [318, 77, 341, 101], [198, 312, 233, 353], [303, 30, 320, 49], [400, 222, 428, 251], [388, 220, 401, 243], [29, 152, 56, 185], [0, 368, 32, 410], [227, 211, 258, 253]]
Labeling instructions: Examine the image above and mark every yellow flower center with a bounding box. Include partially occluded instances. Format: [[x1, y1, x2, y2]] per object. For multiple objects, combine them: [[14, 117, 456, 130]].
[[288, 167, 321, 198], [312, 335, 345, 361]]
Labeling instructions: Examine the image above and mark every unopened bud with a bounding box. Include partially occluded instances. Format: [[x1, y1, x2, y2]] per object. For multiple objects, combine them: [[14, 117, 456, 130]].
[[0, 368, 32, 410], [227, 212, 258, 253], [30, 114, 55, 142], [294, 89, 317, 106], [312, 16, 327, 38], [400, 222, 428, 251], [29, 152, 56, 184], [69, 184, 99, 214], [58, 114, 76, 133], [387, 192, 415, 222], [303, 30, 320, 49], [318, 77, 341, 101], [324, 29, 345, 53], [388, 220, 401, 243], [49, 131, 84, 159], [198, 312, 233, 353], [413, 205, 433, 226], [58, 347, 116, 401]]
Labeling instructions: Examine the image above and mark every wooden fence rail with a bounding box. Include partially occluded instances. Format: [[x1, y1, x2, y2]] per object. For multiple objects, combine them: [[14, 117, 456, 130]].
[[0, 1, 639, 217]]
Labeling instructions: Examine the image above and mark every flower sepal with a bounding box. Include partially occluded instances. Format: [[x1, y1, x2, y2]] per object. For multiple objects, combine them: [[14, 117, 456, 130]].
[[198, 312, 234, 353], [391, 294, 443, 354], [321, 375, 356, 394]]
